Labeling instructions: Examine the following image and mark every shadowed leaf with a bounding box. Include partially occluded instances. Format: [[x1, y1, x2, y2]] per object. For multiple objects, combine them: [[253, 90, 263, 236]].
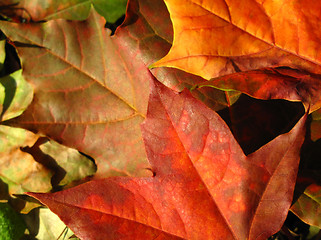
[[29, 80, 306, 240], [291, 184, 321, 228], [38, 139, 96, 187], [0, 38, 5, 72], [0, 126, 52, 196], [310, 108, 321, 141], [0, 70, 33, 121]]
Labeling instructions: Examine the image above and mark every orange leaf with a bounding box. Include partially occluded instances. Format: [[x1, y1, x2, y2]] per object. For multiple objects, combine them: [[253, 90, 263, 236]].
[[151, 0, 321, 110], [29, 80, 306, 240]]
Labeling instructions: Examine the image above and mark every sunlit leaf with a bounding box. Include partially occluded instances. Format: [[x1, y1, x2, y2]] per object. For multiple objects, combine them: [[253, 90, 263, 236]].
[[0, 10, 151, 177], [36, 208, 75, 240], [152, 0, 321, 111], [29, 80, 306, 240]]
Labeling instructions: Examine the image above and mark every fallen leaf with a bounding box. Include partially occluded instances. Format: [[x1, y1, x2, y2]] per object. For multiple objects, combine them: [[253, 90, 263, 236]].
[[0, 70, 33, 121], [0, 1, 238, 177], [291, 138, 321, 228], [0, 125, 97, 213], [36, 207, 75, 240], [38, 139, 96, 187], [196, 68, 321, 112], [0, 125, 52, 196], [0, 0, 127, 23], [152, 0, 321, 111], [0, 202, 26, 240], [291, 184, 321, 228], [0, 38, 5, 71], [118, 0, 205, 92], [122, 0, 238, 110], [29, 80, 306, 240], [0, 9, 151, 177]]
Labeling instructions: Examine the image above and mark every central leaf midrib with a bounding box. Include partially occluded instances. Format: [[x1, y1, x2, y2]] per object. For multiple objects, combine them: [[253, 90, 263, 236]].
[[160, 92, 239, 240], [11, 23, 145, 119]]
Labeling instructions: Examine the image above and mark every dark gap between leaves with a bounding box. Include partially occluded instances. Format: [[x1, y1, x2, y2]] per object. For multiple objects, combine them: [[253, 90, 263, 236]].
[[105, 15, 125, 35], [217, 94, 305, 155]]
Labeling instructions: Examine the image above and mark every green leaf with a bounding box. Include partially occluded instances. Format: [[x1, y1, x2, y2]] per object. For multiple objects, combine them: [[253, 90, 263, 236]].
[[0, 126, 53, 195], [36, 208, 75, 240], [0, 70, 33, 121], [38, 139, 96, 187], [291, 184, 321, 228], [0, 202, 26, 240], [0, 39, 5, 72], [92, 0, 127, 23], [0, 0, 127, 22]]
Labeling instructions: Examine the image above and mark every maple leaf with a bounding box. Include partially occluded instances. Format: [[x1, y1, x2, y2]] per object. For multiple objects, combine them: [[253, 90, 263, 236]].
[[151, 0, 321, 111], [29, 80, 306, 240], [120, 0, 207, 92], [0, 0, 239, 177], [121, 0, 239, 111], [0, 9, 151, 177]]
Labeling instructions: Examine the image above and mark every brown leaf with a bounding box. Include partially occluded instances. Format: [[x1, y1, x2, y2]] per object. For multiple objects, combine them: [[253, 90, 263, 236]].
[[0, 10, 151, 177]]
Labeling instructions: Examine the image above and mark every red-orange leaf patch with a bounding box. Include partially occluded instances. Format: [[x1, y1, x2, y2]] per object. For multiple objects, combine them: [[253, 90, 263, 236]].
[[29, 80, 306, 240]]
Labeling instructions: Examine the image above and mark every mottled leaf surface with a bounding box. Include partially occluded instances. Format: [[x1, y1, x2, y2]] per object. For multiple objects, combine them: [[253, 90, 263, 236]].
[[39, 139, 96, 187], [0, 0, 127, 22], [196, 68, 321, 112], [0, 10, 151, 177], [0, 70, 33, 121], [119, 0, 236, 109], [152, 0, 321, 111], [291, 184, 321, 228], [115, 0, 202, 91], [0, 126, 52, 195], [29, 80, 306, 240]]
